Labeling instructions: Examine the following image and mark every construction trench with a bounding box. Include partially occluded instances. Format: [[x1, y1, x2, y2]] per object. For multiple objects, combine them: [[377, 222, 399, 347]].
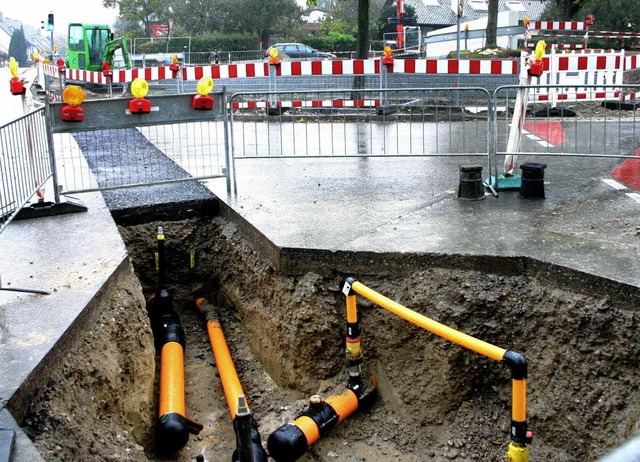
[[4, 208, 639, 462]]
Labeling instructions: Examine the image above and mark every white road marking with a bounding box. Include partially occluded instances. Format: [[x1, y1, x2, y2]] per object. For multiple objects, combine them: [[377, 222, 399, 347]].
[[601, 179, 628, 190], [625, 192, 640, 203]]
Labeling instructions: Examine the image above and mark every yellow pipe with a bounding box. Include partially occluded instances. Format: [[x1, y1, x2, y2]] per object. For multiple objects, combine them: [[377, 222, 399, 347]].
[[207, 320, 246, 419], [512, 379, 527, 422], [350, 281, 506, 362], [159, 342, 186, 417]]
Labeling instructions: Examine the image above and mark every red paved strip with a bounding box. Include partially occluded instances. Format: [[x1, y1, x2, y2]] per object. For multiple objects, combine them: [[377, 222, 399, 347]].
[[610, 150, 640, 191], [523, 121, 567, 145]]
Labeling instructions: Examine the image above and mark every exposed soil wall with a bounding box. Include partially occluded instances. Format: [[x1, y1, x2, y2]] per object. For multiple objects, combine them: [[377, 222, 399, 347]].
[[11, 216, 640, 462]]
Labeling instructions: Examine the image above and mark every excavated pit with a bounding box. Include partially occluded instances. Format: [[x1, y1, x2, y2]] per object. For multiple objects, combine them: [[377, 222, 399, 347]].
[[9, 215, 640, 462]]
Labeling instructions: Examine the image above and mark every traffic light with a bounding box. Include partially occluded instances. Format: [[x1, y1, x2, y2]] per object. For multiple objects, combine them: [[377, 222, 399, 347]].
[[47, 13, 54, 31]]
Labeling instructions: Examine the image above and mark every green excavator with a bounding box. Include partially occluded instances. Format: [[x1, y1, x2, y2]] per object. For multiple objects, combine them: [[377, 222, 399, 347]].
[[66, 23, 132, 71]]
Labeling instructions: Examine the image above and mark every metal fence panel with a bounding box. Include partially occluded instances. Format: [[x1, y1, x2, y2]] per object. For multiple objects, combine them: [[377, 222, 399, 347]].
[[228, 87, 492, 192], [0, 107, 51, 234], [48, 93, 230, 195], [493, 84, 640, 157]]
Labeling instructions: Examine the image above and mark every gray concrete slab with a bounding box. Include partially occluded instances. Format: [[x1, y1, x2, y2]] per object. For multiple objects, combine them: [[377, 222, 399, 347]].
[[0, 190, 127, 459], [206, 155, 640, 287]]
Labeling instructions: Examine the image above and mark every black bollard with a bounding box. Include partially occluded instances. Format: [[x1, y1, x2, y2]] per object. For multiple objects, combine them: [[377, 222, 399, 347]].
[[458, 166, 485, 200], [519, 162, 547, 199]]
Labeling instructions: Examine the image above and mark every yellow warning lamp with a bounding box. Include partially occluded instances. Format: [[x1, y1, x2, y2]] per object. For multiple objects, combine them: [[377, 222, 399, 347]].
[[269, 47, 280, 65], [528, 40, 546, 77], [9, 57, 18, 78], [192, 76, 214, 110], [169, 54, 180, 77], [60, 85, 85, 122], [129, 77, 151, 113], [9, 57, 25, 95], [32, 51, 40, 63], [534, 40, 545, 61], [523, 17, 530, 27], [382, 45, 394, 65]]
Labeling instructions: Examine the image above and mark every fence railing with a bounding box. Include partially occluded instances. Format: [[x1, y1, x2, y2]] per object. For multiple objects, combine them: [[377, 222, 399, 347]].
[[0, 107, 51, 234], [47, 92, 230, 196], [3, 81, 640, 233], [228, 87, 493, 193]]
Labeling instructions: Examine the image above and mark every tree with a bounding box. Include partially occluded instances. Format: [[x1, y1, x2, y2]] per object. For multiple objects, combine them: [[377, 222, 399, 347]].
[[554, 0, 593, 20], [485, 0, 498, 47], [103, 0, 172, 36], [582, 0, 640, 48], [309, 0, 370, 58], [8, 26, 28, 66]]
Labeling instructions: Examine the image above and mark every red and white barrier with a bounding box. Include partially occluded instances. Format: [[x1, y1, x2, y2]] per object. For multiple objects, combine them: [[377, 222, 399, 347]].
[[43, 57, 521, 86], [531, 21, 589, 31], [231, 99, 381, 109], [526, 48, 626, 105]]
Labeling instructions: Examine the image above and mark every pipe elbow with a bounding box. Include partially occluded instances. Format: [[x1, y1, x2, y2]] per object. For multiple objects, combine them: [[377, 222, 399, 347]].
[[266, 423, 308, 462], [503, 349, 528, 380], [155, 412, 189, 454]]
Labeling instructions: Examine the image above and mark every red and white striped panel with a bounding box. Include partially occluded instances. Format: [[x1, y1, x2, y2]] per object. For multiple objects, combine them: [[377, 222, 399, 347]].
[[527, 42, 584, 49], [42, 64, 60, 78], [273, 59, 379, 77], [531, 21, 587, 31], [625, 55, 640, 71], [621, 92, 639, 102], [588, 33, 640, 39], [529, 90, 620, 102], [111, 66, 177, 83], [183, 62, 270, 81], [390, 59, 518, 75], [66, 68, 108, 84], [231, 99, 381, 109], [549, 54, 622, 71]]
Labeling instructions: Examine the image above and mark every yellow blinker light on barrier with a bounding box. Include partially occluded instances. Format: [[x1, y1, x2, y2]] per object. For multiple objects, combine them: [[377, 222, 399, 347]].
[[382, 45, 394, 65], [169, 54, 180, 76], [8, 57, 25, 95], [192, 76, 214, 110], [534, 40, 546, 61], [60, 85, 85, 122], [269, 47, 280, 65], [129, 78, 151, 113], [9, 57, 18, 79], [63, 85, 85, 107], [528, 40, 546, 77], [197, 77, 214, 96], [131, 77, 149, 99]]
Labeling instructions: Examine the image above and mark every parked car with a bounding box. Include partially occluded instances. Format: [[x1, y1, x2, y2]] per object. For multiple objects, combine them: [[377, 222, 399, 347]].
[[264, 43, 336, 60]]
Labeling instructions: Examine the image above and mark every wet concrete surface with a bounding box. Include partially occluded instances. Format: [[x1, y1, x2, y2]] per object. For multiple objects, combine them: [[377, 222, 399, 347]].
[[1, 142, 639, 459], [206, 155, 640, 286]]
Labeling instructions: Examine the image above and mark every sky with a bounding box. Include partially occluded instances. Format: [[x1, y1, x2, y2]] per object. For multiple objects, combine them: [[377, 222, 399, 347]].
[[1, 0, 119, 31]]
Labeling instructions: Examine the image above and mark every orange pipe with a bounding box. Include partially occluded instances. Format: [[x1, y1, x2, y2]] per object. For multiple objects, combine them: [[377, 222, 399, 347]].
[[512, 379, 527, 422], [350, 281, 506, 362], [207, 320, 246, 419], [295, 416, 321, 446], [325, 388, 359, 424], [159, 341, 185, 417], [346, 294, 357, 323]]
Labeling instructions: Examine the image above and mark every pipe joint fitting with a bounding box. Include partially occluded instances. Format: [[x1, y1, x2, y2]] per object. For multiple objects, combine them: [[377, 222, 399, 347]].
[[343, 277, 358, 296], [503, 349, 528, 380]]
